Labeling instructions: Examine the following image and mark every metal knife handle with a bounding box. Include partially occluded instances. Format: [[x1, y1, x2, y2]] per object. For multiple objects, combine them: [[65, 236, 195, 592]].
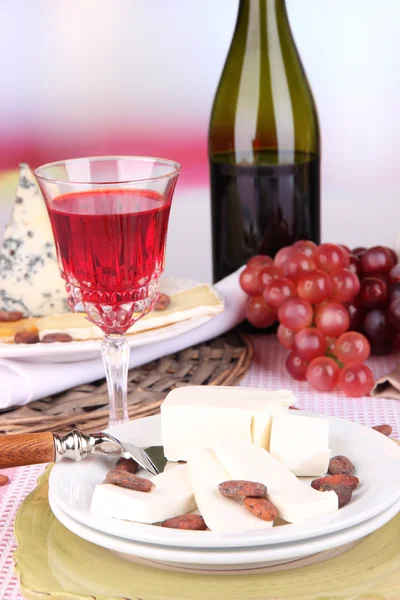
[[0, 432, 55, 468], [0, 429, 125, 469]]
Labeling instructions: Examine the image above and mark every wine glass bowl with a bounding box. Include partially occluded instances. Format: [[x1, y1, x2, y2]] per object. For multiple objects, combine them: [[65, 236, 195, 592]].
[[35, 156, 181, 425]]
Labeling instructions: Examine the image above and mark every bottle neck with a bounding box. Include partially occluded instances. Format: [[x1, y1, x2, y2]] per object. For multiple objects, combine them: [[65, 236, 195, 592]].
[[235, 0, 291, 36]]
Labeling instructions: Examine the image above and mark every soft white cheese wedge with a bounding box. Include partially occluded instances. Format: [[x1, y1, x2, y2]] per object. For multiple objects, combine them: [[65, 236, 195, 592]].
[[270, 413, 331, 476], [215, 442, 338, 524], [161, 386, 295, 461], [187, 447, 273, 533], [90, 464, 195, 524]]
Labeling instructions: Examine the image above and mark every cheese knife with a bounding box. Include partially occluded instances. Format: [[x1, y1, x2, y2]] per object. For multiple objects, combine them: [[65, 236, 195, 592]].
[[0, 430, 167, 475]]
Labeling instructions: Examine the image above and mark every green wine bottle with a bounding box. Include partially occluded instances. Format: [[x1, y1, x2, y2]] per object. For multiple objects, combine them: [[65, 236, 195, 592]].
[[209, 0, 320, 282]]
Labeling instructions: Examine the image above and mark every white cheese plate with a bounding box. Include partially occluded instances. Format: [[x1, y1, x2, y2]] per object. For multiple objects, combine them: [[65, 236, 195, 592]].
[[48, 489, 400, 569], [0, 276, 223, 363], [0, 314, 215, 363], [49, 412, 400, 549]]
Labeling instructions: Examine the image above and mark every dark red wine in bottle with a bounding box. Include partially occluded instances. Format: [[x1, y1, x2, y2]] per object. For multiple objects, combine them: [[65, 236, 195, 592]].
[[209, 0, 320, 282]]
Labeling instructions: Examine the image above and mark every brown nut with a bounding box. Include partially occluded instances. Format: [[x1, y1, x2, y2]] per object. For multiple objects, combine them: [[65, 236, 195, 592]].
[[14, 331, 40, 344], [115, 457, 139, 474], [372, 424, 392, 437], [155, 293, 171, 311], [319, 483, 352, 508], [289, 405, 299, 410], [328, 455, 355, 476], [0, 310, 24, 322], [0, 474, 10, 486], [41, 333, 73, 343], [162, 514, 207, 530], [105, 469, 154, 492], [219, 480, 267, 500], [311, 474, 359, 491], [243, 497, 278, 521]]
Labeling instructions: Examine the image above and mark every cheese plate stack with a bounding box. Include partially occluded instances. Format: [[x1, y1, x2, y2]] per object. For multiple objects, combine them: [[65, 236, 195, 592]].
[[48, 386, 400, 571]]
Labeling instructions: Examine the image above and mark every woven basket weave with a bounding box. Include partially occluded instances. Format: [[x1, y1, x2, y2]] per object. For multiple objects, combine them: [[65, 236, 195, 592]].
[[0, 329, 253, 435]]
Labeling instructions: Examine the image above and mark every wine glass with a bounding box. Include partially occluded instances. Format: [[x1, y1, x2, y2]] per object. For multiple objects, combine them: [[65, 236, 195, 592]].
[[35, 156, 181, 426]]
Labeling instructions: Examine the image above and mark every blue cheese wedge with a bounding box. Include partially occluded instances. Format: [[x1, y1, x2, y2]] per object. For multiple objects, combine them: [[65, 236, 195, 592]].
[[0, 164, 68, 316]]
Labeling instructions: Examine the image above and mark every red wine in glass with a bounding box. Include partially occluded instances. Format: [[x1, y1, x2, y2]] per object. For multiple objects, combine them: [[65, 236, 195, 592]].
[[48, 188, 171, 334]]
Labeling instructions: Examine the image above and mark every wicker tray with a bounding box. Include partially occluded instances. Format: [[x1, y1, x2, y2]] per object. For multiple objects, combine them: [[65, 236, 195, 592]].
[[0, 329, 252, 435]]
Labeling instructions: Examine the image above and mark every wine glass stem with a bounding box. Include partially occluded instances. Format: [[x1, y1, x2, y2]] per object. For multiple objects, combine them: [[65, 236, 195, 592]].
[[101, 334, 130, 427]]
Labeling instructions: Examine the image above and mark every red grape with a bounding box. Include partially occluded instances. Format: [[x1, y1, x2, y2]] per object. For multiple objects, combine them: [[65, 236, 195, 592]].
[[314, 243, 349, 273], [338, 364, 374, 397], [282, 252, 316, 281], [389, 263, 400, 283], [352, 247, 366, 257], [388, 298, 400, 329], [334, 332, 371, 364], [255, 265, 281, 292], [263, 277, 296, 309], [274, 246, 292, 268], [393, 332, 400, 352], [247, 255, 274, 270], [390, 282, 400, 302], [277, 324, 295, 350], [370, 339, 393, 356], [338, 244, 351, 254], [361, 246, 395, 275], [286, 352, 308, 381], [306, 357, 340, 392], [293, 328, 327, 361], [345, 301, 365, 331], [358, 277, 387, 308], [363, 308, 392, 342], [278, 297, 313, 332], [315, 303, 350, 337], [330, 268, 360, 303], [387, 247, 398, 266], [297, 270, 332, 304], [239, 268, 260, 295], [348, 254, 362, 277], [245, 296, 277, 328], [292, 240, 318, 257]]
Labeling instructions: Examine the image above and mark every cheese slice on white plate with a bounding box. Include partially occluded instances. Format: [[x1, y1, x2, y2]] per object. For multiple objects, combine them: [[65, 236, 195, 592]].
[[215, 441, 338, 524], [35, 282, 223, 341], [187, 447, 273, 534], [90, 464, 195, 524], [161, 386, 295, 461], [270, 413, 331, 476], [0, 164, 69, 316]]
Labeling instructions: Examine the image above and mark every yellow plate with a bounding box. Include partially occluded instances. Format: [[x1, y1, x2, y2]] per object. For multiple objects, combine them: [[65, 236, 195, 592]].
[[14, 466, 400, 600]]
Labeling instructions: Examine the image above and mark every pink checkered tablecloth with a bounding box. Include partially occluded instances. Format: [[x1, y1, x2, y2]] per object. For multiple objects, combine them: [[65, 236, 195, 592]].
[[1, 336, 400, 599]]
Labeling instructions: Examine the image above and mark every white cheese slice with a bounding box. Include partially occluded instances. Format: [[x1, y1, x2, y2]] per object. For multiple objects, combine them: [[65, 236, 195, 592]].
[[35, 283, 224, 341], [0, 164, 69, 316], [161, 386, 295, 461], [215, 442, 338, 524], [187, 447, 273, 533], [270, 413, 331, 476], [90, 464, 195, 524]]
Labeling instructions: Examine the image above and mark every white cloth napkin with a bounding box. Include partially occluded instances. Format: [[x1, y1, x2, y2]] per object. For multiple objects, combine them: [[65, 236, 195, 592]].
[[0, 269, 247, 410]]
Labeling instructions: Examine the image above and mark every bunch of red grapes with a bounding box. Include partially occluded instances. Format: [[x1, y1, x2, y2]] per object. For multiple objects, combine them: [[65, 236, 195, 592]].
[[239, 242, 399, 397]]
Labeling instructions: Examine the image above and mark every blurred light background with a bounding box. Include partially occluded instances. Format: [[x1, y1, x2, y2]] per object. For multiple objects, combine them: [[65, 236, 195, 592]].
[[0, 0, 399, 282]]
